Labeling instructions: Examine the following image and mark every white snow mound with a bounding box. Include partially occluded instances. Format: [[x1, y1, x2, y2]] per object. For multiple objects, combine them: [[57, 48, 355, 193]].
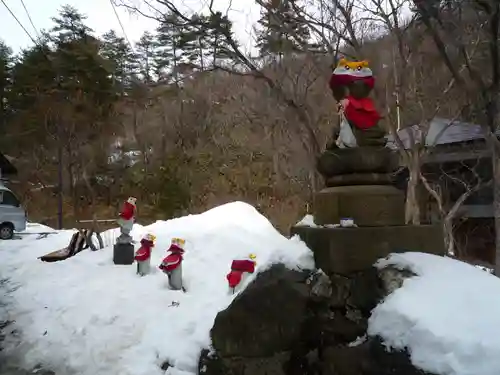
[[369, 252, 500, 375], [0, 201, 314, 375]]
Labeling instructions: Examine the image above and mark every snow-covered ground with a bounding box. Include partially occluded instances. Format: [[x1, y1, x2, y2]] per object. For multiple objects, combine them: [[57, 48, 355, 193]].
[[0, 202, 314, 375], [3, 204, 500, 375], [369, 252, 500, 375]]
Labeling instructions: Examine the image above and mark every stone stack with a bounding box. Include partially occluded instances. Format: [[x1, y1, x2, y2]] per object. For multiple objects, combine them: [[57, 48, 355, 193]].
[[291, 146, 445, 276], [198, 264, 437, 375], [315, 147, 403, 226], [197, 146, 446, 375]]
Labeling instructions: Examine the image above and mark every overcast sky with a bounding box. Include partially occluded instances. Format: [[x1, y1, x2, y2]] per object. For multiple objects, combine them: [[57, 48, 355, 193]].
[[1, 0, 261, 53]]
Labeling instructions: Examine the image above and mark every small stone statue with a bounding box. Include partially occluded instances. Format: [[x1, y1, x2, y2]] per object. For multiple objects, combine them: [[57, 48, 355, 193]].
[[226, 253, 257, 294], [113, 196, 137, 265], [134, 233, 156, 276], [159, 238, 186, 291], [328, 58, 386, 148], [116, 197, 137, 244]]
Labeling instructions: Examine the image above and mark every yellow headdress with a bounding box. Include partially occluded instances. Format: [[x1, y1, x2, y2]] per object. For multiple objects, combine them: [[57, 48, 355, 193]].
[[172, 237, 186, 247], [143, 233, 156, 242]]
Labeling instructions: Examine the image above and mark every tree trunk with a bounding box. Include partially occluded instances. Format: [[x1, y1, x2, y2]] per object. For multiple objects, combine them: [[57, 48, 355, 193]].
[[443, 217, 455, 256], [493, 141, 500, 275], [405, 151, 421, 225]]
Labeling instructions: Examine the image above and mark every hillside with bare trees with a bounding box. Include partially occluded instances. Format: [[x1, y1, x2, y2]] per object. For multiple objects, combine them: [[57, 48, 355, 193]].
[[1, 0, 498, 238]]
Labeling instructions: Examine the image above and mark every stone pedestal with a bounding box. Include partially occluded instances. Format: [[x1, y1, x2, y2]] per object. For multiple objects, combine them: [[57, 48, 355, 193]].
[[293, 145, 445, 274], [291, 225, 444, 275], [317, 147, 398, 179], [314, 185, 405, 226], [113, 243, 134, 265]]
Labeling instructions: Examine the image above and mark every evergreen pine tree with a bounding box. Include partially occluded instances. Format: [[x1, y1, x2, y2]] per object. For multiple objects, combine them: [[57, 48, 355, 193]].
[[8, 41, 57, 145], [51, 5, 93, 43], [101, 30, 139, 91], [47, 5, 117, 145], [255, 0, 311, 57], [135, 31, 157, 83], [0, 40, 13, 131], [182, 14, 208, 70], [202, 12, 237, 67], [154, 12, 187, 82]]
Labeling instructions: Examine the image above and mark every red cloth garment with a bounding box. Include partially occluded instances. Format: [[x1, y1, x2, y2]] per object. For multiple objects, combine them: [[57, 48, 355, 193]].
[[119, 201, 136, 221], [226, 259, 256, 288], [329, 73, 353, 90], [159, 245, 185, 273], [227, 270, 243, 289], [167, 244, 184, 254], [356, 75, 375, 89], [329, 74, 375, 91], [344, 96, 381, 130], [230, 259, 256, 273], [134, 239, 154, 262], [134, 247, 151, 262]]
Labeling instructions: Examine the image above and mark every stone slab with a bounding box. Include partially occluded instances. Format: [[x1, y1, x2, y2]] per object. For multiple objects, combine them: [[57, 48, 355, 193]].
[[316, 147, 399, 178], [313, 185, 405, 226], [113, 243, 135, 265], [326, 173, 394, 187], [290, 224, 444, 275]]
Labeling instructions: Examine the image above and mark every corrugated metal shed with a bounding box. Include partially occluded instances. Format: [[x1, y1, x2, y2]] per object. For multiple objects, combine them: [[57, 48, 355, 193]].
[[386, 117, 500, 150]]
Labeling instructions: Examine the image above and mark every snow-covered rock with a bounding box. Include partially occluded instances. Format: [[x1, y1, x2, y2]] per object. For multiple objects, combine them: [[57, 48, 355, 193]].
[[370, 252, 500, 375]]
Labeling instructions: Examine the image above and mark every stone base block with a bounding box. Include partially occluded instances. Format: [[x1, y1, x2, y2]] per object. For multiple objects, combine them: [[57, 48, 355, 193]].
[[316, 147, 398, 178], [291, 224, 444, 275], [313, 185, 405, 226], [113, 243, 135, 265], [326, 173, 394, 187]]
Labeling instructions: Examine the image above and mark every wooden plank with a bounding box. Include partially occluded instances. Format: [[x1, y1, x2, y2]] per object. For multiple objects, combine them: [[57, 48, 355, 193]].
[[77, 219, 116, 223]]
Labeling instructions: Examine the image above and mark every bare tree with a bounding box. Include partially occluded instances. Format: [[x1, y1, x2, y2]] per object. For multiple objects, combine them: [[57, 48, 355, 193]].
[[113, 0, 340, 199], [411, 0, 500, 273], [420, 152, 492, 256]]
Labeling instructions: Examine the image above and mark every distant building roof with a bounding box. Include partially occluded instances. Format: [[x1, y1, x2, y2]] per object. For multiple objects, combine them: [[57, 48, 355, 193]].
[[386, 117, 500, 150], [0, 152, 17, 176]]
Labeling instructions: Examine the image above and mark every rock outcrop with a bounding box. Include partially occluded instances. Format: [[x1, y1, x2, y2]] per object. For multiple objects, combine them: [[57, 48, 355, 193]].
[[199, 263, 434, 375]]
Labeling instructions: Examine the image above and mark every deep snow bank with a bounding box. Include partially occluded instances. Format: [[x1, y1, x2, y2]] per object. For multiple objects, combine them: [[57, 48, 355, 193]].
[[0, 201, 313, 375], [369, 252, 500, 375]]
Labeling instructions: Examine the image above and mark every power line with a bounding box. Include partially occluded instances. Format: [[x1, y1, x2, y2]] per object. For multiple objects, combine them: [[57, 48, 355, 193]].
[[1, 0, 37, 45], [108, 0, 135, 50], [19, 0, 40, 38]]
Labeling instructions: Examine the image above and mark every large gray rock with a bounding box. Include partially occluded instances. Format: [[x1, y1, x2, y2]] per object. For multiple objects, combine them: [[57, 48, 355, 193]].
[[200, 264, 330, 375], [211, 265, 314, 358], [199, 262, 437, 375], [321, 338, 431, 375]]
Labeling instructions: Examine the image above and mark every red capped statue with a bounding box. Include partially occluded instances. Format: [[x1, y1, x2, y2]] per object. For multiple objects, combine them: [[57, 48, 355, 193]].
[[159, 238, 186, 291], [134, 233, 156, 276], [227, 253, 257, 294]]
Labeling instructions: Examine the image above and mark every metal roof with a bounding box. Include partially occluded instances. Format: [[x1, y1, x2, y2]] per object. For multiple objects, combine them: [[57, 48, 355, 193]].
[[386, 117, 500, 150]]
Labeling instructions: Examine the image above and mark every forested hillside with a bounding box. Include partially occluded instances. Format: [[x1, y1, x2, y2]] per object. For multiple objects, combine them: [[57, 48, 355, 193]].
[[1, 0, 498, 232]]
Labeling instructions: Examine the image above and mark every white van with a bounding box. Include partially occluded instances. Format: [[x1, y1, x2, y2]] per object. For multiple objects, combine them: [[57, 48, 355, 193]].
[[0, 183, 27, 239]]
